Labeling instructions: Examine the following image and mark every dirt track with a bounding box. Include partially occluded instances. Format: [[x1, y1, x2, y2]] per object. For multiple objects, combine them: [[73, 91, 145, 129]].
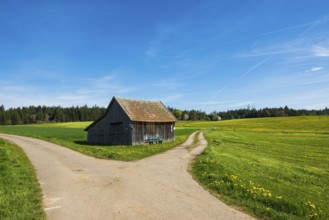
[[0, 132, 254, 220]]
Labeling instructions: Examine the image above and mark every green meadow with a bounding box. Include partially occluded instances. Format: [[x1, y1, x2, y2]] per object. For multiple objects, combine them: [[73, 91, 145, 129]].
[[188, 116, 329, 220], [0, 116, 328, 219]]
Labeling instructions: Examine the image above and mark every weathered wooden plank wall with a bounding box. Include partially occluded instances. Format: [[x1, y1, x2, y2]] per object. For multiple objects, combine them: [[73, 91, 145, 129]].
[[132, 122, 175, 145]]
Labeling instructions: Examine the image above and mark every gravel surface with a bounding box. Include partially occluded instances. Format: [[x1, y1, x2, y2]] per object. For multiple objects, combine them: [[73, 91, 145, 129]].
[[0, 132, 255, 220]]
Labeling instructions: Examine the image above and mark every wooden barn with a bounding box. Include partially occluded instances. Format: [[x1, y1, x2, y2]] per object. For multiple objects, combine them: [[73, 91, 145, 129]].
[[85, 97, 177, 145]]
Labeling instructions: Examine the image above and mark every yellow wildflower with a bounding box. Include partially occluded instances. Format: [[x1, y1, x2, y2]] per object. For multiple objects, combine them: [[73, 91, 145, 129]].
[[230, 175, 238, 181], [309, 203, 316, 209]]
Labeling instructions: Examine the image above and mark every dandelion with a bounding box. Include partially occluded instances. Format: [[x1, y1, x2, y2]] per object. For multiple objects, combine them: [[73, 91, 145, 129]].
[[230, 175, 238, 181], [306, 201, 316, 209]]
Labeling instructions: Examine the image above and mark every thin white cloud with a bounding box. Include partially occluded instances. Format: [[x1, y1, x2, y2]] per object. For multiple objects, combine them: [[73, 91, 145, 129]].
[[1, 85, 33, 93], [233, 101, 253, 108], [237, 17, 329, 43], [190, 100, 233, 106], [311, 66, 324, 72], [140, 94, 183, 104], [152, 80, 185, 90], [237, 48, 299, 58], [210, 57, 269, 101], [312, 45, 329, 57], [237, 24, 329, 62], [236, 38, 308, 58], [56, 95, 90, 101], [80, 71, 136, 95], [0, 69, 136, 108], [252, 71, 329, 92], [160, 94, 183, 103]]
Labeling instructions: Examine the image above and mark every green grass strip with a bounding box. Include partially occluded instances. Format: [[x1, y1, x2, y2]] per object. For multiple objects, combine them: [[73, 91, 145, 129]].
[[0, 138, 45, 220]]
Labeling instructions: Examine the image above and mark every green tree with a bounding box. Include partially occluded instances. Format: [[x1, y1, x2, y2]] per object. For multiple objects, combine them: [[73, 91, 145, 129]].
[[10, 110, 22, 125], [0, 112, 4, 125], [173, 109, 182, 120]]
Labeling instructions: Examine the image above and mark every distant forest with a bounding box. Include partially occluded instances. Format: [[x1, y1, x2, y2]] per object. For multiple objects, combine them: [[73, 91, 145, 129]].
[[0, 104, 328, 125], [168, 106, 329, 121], [0, 105, 106, 125]]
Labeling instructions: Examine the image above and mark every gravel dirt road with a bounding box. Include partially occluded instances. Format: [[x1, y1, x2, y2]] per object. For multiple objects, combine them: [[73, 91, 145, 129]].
[[0, 132, 255, 220]]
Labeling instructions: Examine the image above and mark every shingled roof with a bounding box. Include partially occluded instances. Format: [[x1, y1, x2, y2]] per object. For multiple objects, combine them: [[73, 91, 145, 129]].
[[85, 97, 176, 131], [115, 97, 177, 122]]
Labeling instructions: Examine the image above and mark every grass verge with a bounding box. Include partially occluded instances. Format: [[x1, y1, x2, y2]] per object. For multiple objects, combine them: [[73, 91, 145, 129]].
[[0, 138, 45, 220]]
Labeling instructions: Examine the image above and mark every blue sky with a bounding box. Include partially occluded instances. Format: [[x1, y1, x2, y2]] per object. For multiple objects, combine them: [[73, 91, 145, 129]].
[[1, 0, 329, 112]]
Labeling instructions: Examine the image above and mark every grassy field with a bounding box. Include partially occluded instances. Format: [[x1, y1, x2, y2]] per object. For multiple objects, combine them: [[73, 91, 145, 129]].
[[0, 122, 196, 161], [190, 116, 329, 219], [0, 138, 45, 220]]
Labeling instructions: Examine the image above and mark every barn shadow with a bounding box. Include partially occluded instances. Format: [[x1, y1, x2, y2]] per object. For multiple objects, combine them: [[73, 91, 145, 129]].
[[74, 140, 107, 146], [74, 140, 89, 146]]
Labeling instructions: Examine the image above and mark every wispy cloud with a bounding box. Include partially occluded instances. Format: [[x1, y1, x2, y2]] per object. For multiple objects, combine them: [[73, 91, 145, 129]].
[[240, 18, 329, 42], [190, 100, 233, 106], [233, 101, 253, 108], [249, 70, 329, 92], [210, 57, 269, 101], [74, 74, 135, 103], [56, 95, 90, 101], [236, 38, 308, 58], [237, 16, 329, 61], [152, 79, 185, 90], [312, 45, 329, 57], [311, 66, 324, 72], [160, 94, 183, 103], [0, 69, 136, 107]]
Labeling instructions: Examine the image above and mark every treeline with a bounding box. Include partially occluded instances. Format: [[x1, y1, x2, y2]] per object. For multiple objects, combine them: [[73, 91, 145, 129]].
[[0, 105, 106, 125], [168, 106, 329, 121], [1, 104, 328, 125]]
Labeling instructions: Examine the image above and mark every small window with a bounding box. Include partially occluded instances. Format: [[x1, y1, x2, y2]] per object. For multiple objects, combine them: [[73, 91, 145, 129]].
[[110, 122, 123, 135]]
